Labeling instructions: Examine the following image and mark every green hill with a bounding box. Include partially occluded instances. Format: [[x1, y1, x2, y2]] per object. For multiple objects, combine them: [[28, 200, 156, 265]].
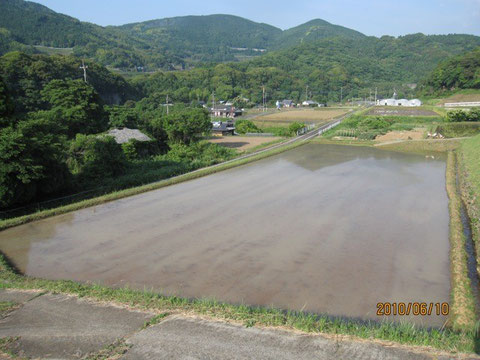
[[0, 0, 180, 69], [273, 18, 366, 49], [119, 14, 282, 62], [1, 0, 479, 96], [421, 47, 480, 95]]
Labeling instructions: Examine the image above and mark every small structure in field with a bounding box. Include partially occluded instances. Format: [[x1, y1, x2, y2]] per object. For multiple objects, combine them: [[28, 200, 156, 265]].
[[282, 100, 295, 108], [106, 128, 152, 144], [302, 100, 318, 107]]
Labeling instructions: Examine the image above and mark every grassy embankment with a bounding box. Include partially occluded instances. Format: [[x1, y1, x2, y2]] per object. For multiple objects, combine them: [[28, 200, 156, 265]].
[[0, 140, 307, 232], [0, 254, 477, 354], [458, 134, 480, 275], [445, 152, 477, 332], [423, 89, 480, 106]]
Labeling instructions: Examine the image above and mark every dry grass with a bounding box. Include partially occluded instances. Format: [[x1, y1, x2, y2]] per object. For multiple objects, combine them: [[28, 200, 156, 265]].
[[207, 136, 282, 152], [255, 109, 349, 123], [375, 129, 425, 142], [437, 92, 480, 105], [375, 139, 461, 154], [445, 152, 476, 332]]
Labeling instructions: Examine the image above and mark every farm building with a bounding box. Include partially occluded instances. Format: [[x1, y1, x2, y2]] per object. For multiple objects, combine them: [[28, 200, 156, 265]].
[[210, 105, 243, 118], [211, 121, 235, 136], [376, 98, 422, 107], [302, 100, 318, 107]]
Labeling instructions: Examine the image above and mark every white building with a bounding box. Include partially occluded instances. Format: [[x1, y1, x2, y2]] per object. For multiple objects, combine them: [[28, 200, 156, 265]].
[[376, 92, 422, 107]]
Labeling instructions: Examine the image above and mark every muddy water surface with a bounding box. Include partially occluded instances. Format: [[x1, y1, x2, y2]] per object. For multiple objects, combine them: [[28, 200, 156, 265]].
[[0, 144, 450, 326]]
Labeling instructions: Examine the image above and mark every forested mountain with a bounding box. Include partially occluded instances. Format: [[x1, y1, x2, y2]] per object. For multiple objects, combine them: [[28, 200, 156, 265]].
[[271, 19, 366, 49], [119, 15, 282, 63], [421, 47, 480, 94], [130, 34, 480, 105], [0, 0, 372, 68], [0, 0, 181, 69], [1, 0, 480, 100]]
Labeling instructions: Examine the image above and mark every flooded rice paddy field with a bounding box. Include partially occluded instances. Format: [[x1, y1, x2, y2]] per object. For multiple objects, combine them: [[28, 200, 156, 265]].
[[0, 144, 450, 327]]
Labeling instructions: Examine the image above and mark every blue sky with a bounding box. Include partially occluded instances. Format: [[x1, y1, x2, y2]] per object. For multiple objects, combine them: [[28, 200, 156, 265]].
[[33, 0, 480, 37]]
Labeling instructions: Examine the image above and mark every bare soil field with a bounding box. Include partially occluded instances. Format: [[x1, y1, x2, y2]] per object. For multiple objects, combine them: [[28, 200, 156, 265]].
[[368, 108, 438, 116], [255, 109, 349, 123], [437, 93, 480, 105], [208, 136, 281, 151], [376, 129, 425, 142]]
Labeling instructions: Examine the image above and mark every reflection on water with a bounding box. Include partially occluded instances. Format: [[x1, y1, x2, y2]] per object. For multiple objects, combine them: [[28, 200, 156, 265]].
[[0, 144, 450, 327]]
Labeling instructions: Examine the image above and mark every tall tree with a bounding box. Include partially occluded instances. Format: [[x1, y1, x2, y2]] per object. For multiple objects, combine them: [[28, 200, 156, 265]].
[[41, 79, 107, 138]]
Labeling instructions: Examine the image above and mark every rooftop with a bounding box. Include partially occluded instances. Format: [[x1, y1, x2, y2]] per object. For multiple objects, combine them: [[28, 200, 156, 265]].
[[106, 128, 152, 144]]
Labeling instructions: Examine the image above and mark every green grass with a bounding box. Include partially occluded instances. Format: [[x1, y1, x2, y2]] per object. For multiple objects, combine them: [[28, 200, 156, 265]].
[[436, 123, 480, 138], [363, 115, 444, 123], [0, 140, 307, 231], [377, 139, 461, 154], [458, 134, 480, 271], [0, 254, 477, 354], [0, 301, 17, 314], [239, 137, 287, 154]]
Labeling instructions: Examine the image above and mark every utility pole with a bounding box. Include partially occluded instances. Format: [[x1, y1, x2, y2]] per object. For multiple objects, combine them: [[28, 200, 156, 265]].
[[375, 87, 377, 104], [340, 86, 343, 105], [212, 91, 215, 119], [369, 89, 372, 103], [305, 85, 309, 102], [166, 94, 170, 115], [262, 85, 266, 112], [79, 60, 88, 83]]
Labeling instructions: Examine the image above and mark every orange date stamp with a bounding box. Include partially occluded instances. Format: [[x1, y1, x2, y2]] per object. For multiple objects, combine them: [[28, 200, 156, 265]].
[[376, 302, 449, 316]]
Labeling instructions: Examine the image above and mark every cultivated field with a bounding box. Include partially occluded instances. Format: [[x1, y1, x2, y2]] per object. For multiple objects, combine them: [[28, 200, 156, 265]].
[[254, 108, 350, 124], [436, 91, 480, 105], [208, 136, 282, 152], [33, 45, 74, 56]]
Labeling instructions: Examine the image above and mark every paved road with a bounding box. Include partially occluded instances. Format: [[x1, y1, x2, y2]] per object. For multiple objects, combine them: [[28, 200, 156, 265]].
[[0, 289, 473, 360]]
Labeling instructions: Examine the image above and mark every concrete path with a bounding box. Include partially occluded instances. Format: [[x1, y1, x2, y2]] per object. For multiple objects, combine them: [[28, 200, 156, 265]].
[[0, 289, 476, 360]]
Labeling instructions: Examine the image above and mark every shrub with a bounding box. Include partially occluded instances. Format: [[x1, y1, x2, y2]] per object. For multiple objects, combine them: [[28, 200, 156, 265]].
[[235, 120, 261, 134], [288, 122, 306, 135], [68, 134, 127, 180], [447, 109, 480, 122]]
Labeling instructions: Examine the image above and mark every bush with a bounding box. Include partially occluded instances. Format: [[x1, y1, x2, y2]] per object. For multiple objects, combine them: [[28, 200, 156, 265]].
[[68, 134, 127, 180], [288, 122, 306, 135], [158, 141, 235, 168], [357, 117, 391, 130], [235, 119, 261, 134], [447, 109, 480, 122]]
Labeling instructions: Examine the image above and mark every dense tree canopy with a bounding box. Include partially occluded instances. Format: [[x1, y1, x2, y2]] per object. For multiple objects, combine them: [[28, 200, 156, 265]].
[[41, 79, 107, 137], [162, 108, 212, 145], [421, 47, 480, 94], [0, 116, 69, 208]]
